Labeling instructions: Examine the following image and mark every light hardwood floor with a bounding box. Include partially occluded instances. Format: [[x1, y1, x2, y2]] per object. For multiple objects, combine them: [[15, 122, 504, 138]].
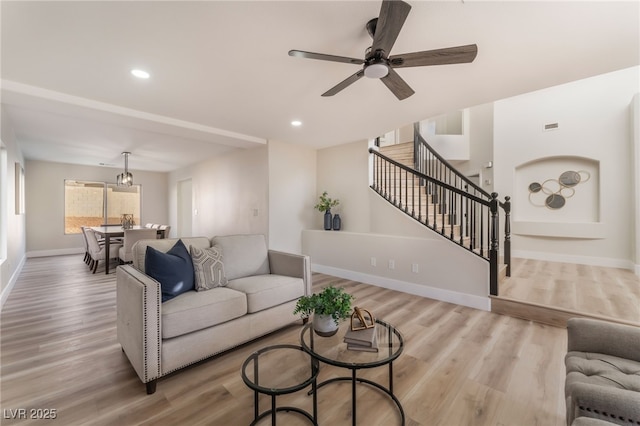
[[1, 255, 567, 425], [497, 258, 640, 326]]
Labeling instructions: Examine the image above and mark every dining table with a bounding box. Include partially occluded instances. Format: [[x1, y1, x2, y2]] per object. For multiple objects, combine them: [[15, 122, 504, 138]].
[[90, 225, 163, 274]]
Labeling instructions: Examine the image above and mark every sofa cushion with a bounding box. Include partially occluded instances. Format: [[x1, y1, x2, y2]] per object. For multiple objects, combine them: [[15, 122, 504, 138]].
[[212, 234, 270, 281], [145, 239, 195, 303], [226, 274, 304, 314], [190, 246, 228, 291], [161, 287, 247, 339], [565, 351, 640, 396]]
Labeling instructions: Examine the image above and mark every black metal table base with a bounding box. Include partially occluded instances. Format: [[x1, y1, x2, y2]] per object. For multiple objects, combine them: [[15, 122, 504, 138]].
[[310, 375, 405, 425], [251, 404, 317, 426]]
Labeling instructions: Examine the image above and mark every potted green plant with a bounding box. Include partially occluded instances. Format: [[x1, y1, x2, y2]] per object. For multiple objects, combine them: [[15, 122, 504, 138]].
[[294, 285, 354, 336], [314, 191, 340, 231]]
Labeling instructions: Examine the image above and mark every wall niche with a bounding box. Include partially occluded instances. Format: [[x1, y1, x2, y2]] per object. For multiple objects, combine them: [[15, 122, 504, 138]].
[[513, 156, 603, 238]]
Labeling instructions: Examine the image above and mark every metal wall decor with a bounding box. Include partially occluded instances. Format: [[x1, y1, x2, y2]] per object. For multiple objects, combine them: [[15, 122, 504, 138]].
[[528, 170, 590, 210]]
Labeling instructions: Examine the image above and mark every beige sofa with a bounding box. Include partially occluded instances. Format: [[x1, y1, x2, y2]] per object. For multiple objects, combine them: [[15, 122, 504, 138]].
[[116, 234, 311, 394], [565, 318, 640, 426]]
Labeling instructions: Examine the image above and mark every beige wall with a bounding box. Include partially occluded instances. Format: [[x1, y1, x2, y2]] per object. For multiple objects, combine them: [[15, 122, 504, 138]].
[[632, 93, 640, 274], [316, 140, 371, 233], [168, 146, 269, 240], [1, 106, 26, 302], [494, 66, 639, 269], [25, 160, 168, 256], [267, 140, 316, 253], [455, 103, 494, 193], [168, 142, 318, 254], [310, 138, 491, 309]]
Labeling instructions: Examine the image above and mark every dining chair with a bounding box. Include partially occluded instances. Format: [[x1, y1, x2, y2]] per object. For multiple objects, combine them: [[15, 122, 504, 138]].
[[85, 228, 123, 274], [118, 228, 157, 264], [80, 226, 91, 265], [157, 225, 171, 239]]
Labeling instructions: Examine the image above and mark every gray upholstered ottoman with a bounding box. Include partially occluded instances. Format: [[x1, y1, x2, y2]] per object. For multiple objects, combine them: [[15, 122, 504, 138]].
[[565, 318, 640, 426]]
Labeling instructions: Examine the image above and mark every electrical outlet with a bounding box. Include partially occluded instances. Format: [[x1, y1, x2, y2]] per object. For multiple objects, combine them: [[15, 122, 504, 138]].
[[412, 263, 419, 273], [370, 257, 376, 267], [388, 259, 395, 270]]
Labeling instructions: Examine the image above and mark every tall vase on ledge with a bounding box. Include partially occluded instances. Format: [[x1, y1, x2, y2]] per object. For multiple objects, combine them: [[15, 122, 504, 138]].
[[324, 210, 332, 231]]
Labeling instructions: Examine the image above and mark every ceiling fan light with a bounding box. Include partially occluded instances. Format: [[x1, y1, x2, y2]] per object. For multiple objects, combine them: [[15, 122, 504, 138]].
[[364, 63, 389, 79]]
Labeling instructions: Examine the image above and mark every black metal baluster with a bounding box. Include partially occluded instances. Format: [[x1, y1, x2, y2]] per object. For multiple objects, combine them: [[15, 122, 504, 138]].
[[503, 196, 511, 277], [489, 193, 499, 296], [411, 170, 415, 218]]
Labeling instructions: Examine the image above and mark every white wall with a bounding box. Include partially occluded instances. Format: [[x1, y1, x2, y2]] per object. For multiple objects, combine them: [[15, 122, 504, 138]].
[[1, 106, 26, 305], [267, 140, 316, 254], [494, 66, 640, 268], [25, 160, 168, 256]]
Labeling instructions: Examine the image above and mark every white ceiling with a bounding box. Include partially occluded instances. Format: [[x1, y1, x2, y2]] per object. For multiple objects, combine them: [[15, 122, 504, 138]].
[[2, 1, 638, 172]]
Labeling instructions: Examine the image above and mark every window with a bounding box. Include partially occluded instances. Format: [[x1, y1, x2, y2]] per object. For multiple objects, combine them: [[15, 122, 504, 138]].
[[64, 180, 141, 234]]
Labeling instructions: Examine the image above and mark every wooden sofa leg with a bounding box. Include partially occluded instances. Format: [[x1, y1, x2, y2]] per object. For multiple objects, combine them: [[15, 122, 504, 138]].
[[146, 380, 157, 395]]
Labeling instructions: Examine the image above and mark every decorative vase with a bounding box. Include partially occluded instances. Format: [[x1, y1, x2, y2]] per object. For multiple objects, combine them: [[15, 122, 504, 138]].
[[313, 314, 338, 337], [323, 210, 332, 231], [121, 214, 134, 229], [332, 214, 341, 231]]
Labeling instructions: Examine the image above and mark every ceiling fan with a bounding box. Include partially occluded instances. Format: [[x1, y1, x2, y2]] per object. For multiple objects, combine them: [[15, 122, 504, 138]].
[[288, 0, 478, 100]]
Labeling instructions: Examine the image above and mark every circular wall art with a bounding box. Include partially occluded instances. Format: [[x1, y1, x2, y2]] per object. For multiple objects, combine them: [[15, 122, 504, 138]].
[[528, 170, 590, 210]]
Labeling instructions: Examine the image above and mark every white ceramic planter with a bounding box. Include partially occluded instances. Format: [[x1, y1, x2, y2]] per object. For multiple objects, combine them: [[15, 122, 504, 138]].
[[313, 314, 338, 337]]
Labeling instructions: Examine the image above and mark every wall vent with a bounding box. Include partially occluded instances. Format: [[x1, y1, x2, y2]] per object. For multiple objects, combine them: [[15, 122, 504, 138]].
[[543, 122, 559, 131]]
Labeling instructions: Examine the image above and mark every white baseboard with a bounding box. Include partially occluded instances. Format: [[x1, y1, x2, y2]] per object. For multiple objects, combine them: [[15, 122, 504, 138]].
[[312, 263, 491, 312], [1, 254, 26, 310], [27, 248, 84, 258], [511, 249, 635, 271]]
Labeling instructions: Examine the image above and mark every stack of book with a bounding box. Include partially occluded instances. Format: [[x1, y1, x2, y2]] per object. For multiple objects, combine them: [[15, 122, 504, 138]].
[[344, 326, 378, 352]]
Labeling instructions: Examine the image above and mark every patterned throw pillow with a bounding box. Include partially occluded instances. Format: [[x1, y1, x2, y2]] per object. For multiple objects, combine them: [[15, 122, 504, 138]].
[[190, 246, 228, 291]]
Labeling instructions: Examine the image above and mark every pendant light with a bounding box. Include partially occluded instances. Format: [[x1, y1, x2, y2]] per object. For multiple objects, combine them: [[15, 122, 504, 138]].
[[116, 152, 133, 187]]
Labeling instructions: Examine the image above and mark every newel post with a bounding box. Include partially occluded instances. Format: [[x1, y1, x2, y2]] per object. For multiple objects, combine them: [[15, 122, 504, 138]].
[[503, 196, 511, 277], [489, 192, 499, 296]]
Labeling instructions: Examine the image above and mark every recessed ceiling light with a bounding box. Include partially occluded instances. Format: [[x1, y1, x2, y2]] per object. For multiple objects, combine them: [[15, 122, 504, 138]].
[[131, 69, 150, 79], [291, 120, 302, 127]]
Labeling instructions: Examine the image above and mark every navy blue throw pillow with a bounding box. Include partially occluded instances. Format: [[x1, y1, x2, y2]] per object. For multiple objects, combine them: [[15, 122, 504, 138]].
[[145, 239, 195, 302]]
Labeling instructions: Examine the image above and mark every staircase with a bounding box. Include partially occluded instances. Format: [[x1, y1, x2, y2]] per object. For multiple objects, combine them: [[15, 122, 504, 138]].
[[370, 127, 511, 296]]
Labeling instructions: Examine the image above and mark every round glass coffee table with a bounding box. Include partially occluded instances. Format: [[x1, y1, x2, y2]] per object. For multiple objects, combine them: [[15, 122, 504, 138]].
[[241, 344, 319, 425], [300, 318, 404, 425]]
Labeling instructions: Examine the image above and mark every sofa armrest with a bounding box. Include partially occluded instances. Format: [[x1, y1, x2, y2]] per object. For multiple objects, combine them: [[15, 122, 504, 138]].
[[268, 250, 312, 296], [568, 382, 640, 425], [567, 318, 640, 362], [116, 265, 162, 387]]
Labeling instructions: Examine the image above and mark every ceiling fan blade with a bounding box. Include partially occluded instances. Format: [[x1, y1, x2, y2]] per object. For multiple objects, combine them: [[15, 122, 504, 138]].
[[371, 0, 412, 56], [322, 69, 365, 97], [289, 50, 364, 65], [390, 44, 478, 68], [380, 68, 414, 100]]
